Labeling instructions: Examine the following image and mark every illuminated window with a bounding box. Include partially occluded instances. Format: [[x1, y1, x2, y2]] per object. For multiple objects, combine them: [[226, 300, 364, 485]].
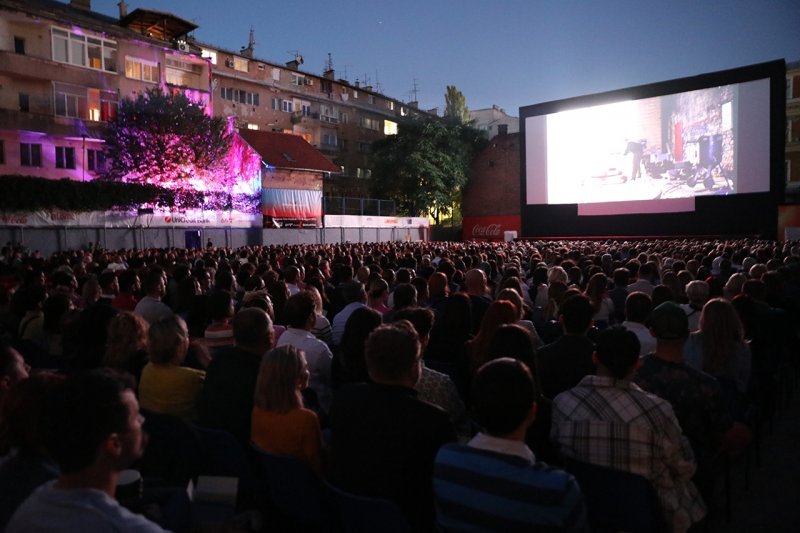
[[20, 143, 42, 167], [401, 106, 408, 116], [384, 120, 398, 136], [52, 27, 116, 72], [388, 101, 394, 111], [125, 57, 158, 83], [246, 123, 259, 130], [86, 88, 118, 122], [200, 49, 217, 65], [233, 57, 248, 72], [87, 149, 106, 173]]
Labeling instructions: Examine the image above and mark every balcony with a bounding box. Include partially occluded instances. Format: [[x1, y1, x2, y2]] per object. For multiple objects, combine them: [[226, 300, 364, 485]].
[[0, 108, 105, 138], [0, 50, 116, 88], [320, 115, 339, 124]]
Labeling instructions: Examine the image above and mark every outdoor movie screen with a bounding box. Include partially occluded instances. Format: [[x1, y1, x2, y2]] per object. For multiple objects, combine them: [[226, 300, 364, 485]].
[[523, 76, 771, 215]]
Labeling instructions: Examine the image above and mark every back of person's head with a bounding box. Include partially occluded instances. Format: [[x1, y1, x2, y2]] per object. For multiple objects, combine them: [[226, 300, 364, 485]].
[[147, 314, 189, 364], [368, 278, 389, 301], [646, 301, 689, 341], [118, 269, 139, 294], [428, 272, 449, 297], [558, 294, 594, 335], [43, 369, 137, 474], [464, 269, 487, 291], [214, 269, 236, 293], [341, 280, 366, 304], [471, 358, 536, 437], [207, 290, 234, 322], [104, 312, 148, 370], [42, 292, 72, 334], [0, 342, 28, 386], [685, 280, 709, 305], [438, 292, 472, 338], [141, 269, 164, 296], [496, 288, 524, 320], [392, 283, 417, 309], [624, 291, 652, 323], [253, 345, 306, 413], [283, 291, 316, 329], [391, 306, 435, 339], [650, 284, 674, 308], [0, 371, 66, 455], [232, 307, 273, 348], [487, 324, 537, 372], [595, 327, 640, 379], [612, 267, 630, 287], [283, 265, 300, 284], [365, 321, 420, 383], [98, 270, 118, 294]]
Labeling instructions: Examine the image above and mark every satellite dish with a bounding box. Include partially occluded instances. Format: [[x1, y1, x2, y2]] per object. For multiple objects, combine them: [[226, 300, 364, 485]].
[[297, 55, 304, 65], [211, 78, 219, 90]]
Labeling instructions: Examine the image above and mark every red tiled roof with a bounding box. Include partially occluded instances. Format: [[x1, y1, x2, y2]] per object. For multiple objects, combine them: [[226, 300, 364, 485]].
[[238, 130, 339, 173]]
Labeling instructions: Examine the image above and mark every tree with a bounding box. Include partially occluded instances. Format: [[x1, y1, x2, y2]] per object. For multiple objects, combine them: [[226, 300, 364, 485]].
[[370, 116, 486, 223], [102, 88, 232, 188], [444, 85, 470, 124]]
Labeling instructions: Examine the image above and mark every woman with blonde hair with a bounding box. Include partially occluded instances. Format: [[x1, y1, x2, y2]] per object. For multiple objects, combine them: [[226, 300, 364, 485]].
[[138, 315, 205, 420], [251, 345, 323, 475], [683, 298, 751, 416], [584, 272, 614, 330], [103, 312, 149, 382]]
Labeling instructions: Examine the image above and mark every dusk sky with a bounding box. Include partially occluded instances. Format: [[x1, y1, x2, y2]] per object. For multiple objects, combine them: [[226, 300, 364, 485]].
[[96, 0, 800, 116]]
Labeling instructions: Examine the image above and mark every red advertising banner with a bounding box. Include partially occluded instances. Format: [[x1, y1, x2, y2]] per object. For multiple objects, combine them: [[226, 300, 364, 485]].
[[462, 215, 521, 241]]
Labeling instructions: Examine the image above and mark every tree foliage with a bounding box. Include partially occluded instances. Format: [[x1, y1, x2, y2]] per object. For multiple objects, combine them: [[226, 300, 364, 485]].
[[102, 88, 232, 186], [370, 116, 486, 222], [444, 85, 470, 124]]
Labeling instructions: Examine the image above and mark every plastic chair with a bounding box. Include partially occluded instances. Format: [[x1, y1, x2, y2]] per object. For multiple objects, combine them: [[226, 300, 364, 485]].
[[251, 446, 330, 532], [324, 479, 411, 533], [562, 458, 664, 533]]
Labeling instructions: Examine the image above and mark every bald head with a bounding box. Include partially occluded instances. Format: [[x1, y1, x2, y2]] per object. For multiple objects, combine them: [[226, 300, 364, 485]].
[[465, 269, 487, 295]]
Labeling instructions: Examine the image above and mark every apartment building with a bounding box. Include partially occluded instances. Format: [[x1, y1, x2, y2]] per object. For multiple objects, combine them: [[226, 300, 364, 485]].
[[196, 37, 428, 198], [0, 0, 212, 183], [469, 105, 519, 138], [787, 60, 800, 192]]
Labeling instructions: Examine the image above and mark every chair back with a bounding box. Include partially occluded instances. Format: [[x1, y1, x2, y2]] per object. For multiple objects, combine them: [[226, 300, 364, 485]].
[[562, 458, 663, 533], [252, 447, 329, 531], [138, 409, 205, 485], [324, 479, 411, 533]]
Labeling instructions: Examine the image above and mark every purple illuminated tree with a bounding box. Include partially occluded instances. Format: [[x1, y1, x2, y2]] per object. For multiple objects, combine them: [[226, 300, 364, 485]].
[[102, 88, 232, 188]]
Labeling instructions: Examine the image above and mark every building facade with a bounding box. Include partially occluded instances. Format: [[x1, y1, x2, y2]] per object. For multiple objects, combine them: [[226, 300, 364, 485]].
[[195, 37, 429, 199], [469, 105, 519, 138], [0, 0, 211, 183], [786, 60, 800, 193]]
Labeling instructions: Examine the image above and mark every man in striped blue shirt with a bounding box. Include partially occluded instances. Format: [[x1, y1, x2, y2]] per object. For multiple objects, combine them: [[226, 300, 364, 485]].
[[434, 358, 587, 532]]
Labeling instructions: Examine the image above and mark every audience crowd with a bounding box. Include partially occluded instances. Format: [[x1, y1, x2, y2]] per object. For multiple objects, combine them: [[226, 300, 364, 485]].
[[0, 237, 798, 532]]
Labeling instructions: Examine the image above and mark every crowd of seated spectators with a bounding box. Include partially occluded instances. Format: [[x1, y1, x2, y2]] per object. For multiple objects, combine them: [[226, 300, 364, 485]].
[[0, 237, 798, 531]]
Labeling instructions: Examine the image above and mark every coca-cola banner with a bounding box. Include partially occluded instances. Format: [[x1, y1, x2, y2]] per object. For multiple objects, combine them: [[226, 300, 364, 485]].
[[462, 215, 521, 241]]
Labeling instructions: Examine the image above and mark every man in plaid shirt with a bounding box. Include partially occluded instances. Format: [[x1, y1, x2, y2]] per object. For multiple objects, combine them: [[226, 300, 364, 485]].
[[551, 327, 705, 533]]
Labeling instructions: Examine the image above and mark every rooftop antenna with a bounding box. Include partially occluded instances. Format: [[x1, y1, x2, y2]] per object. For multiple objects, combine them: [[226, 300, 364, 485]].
[[240, 27, 255, 57], [325, 53, 333, 72], [374, 70, 382, 93], [410, 78, 419, 102]]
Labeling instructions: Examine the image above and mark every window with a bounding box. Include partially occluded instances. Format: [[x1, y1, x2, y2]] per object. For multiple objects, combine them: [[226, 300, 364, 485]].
[[320, 80, 332, 93], [89, 89, 118, 122], [338, 111, 348, 124], [125, 57, 158, 83], [301, 103, 312, 116], [358, 142, 371, 154], [322, 132, 337, 147], [271, 97, 280, 110], [246, 123, 259, 130], [20, 143, 42, 167], [353, 90, 358, 99], [221, 88, 259, 106], [401, 106, 408, 117], [233, 57, 248, 72], [292, 74, 305, 86], [384, 120, 398, 136], [272, 68, 281, 81], [360, 117, 380, 131], [52, 27, 116, 72], [200, 49, 217, 65], [367, 95, 375, 104], [14, 37, 25, 54], [282, 100, 293, 113], [19, 93, 29, 112], [55, 146, 76, 169], [498, 124, 508, 135], [54, 82, 87, 118], [87, 149, 106, 173], [388, 101, 394, 111]]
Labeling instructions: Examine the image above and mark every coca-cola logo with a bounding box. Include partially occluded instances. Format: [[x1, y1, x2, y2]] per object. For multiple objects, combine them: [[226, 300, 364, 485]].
[[472, 223, 502, 237]]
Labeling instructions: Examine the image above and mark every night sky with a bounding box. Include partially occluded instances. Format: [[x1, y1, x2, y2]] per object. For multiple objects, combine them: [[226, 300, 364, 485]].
[[95, 0, 800, 115]]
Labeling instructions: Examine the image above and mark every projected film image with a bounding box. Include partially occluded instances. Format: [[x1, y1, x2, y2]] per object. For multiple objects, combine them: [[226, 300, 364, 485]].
[[546, 85, 737, 204]]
